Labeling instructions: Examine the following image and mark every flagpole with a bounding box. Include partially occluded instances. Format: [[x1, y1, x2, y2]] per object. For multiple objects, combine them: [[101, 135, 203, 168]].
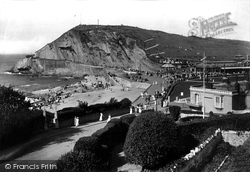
[[201, 52, 206, 119]]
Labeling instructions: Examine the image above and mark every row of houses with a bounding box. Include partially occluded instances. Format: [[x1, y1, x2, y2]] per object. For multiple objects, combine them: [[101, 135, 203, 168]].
[[160, 55, 250, 74]]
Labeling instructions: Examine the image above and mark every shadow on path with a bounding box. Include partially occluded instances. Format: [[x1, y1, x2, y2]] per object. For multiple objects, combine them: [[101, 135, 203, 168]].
[[15, 128, 84, 159]]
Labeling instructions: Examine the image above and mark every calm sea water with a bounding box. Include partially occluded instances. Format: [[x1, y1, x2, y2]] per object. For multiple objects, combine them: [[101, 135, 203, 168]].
[[0, 54, 82, 92]]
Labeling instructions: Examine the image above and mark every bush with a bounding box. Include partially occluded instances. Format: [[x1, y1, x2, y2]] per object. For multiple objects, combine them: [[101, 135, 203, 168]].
[[177, 126, 199, 155], [120, 98, 132, 108], [77, 100, 88, 110], [92, 118, 128, 148], [0, 86, 44, 149], [120, 114, 136, 126], [123, 111, 178, 169], [74, 136, 103, 153], [56, 150, 107, 172], [169, 105, 181, 121], [0, 85, 31, 109], [203, 141, 234, 172]]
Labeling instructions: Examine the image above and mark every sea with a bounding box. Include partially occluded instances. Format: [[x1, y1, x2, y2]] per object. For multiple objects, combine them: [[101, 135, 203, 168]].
[[0, 54, 82, 93]]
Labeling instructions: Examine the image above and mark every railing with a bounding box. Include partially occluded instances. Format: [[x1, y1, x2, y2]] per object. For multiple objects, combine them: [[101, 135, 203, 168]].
[[190, 86, 233, 95]]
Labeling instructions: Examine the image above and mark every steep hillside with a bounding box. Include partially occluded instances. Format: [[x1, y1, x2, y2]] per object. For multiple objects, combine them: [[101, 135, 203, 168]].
[[11, 25, 250, 76]]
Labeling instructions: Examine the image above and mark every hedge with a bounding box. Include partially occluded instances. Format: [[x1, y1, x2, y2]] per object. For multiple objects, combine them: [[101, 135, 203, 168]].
[[124, 111, 179, 169], [56, 150, 108, 172], [73, 136, 106, 156], [57, 98, 132, 121], [0, 85, 49, 150], [176, 127, 200, 156], [0, 106, 46, 150], [219, 137, 250, 172], [56, 114, 136, 172], [177, 113, 250, 137], [176, 133, 223, 172], [169, 105, 181, 121], [92, 118, 128, 149], [202, 141, 234, 172]]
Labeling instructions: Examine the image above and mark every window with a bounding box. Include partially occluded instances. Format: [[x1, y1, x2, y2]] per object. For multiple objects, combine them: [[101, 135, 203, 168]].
[[214, 95, 224, 109], [194, 93, 200, 105]]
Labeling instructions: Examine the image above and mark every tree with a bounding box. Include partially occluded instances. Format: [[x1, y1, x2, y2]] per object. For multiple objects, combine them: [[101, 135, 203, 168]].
[[0, 85, 31, 109]]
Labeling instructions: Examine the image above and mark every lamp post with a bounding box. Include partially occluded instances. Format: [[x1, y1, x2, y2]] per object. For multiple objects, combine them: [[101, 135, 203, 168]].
[[201, 53, 207, 119]]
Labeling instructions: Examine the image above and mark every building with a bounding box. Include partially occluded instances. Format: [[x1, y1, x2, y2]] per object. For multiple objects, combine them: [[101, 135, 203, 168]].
[[187, 79, 249, 115]]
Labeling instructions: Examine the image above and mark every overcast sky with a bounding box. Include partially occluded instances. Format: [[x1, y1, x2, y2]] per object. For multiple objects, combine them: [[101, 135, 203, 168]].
[[0, 0, 250, 54]]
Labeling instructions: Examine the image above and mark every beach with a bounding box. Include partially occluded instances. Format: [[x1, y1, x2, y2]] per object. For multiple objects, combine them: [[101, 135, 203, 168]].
[[30, 75, 151, 112]]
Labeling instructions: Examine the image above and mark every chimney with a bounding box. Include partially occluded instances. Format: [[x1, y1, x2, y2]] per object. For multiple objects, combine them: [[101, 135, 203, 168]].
[[235, 75, 240, 93]]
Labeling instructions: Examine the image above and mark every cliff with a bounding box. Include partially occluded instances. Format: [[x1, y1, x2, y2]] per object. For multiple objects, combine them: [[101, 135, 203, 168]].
[[11, 25, 159, 77]]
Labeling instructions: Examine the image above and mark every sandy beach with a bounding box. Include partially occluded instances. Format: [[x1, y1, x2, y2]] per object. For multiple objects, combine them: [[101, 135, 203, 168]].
[[30, 75, 150, 112]]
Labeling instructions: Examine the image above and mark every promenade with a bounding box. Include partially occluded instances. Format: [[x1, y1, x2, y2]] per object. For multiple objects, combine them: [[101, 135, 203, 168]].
[[0, 117, 121, 172]]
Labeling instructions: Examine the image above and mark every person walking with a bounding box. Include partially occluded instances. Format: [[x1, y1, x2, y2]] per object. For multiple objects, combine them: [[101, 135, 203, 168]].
[[99, 113, 103, 121], [107, 115, 111, 123]]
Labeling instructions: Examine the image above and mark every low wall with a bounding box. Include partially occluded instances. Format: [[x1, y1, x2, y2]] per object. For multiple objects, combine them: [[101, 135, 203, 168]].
[[59, 108, 129, 128], [114, 77, 150, 89]]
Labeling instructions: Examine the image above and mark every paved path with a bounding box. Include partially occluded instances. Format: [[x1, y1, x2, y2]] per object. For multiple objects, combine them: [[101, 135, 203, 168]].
[[0, 117, 123, 172]]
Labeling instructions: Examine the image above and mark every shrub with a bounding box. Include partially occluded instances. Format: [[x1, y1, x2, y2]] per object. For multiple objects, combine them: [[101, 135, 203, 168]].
[[120, 98, 132, 108], [120, 114, 136, 126], [199, 126, 218, 142], [169, 105, 181, 121], [178, 133, 223, 172], [77, 100, 88, 110], [203, 141, 234, 172], [177, 126, 199, 155], [123, 111, 178, 169], [0, 106, 43, 149], [107, 97, 118, 104], [56, 150, 107, 172], [0, 85, 31, 109], [74, 136, 102, 153], [92, 118, 128, 148]]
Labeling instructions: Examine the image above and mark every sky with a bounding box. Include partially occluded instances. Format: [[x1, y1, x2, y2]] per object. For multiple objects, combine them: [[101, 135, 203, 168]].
[[0, 0, 250, 54]]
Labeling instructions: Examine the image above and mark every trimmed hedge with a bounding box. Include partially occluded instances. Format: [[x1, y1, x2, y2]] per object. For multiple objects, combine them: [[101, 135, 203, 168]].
[[74, 136, 104, 154], [177, 113, 250, 137], [124, 111, 178, 169], [120, 114, 136, 126], [57, 98, 132, 121], [92, 118, 128, 149], [169, 105, 181, 121], [56, 114, 136, 172], [177, 133, 223, 172], [219, 137, 250, 172], [202, 141, 234, 172], [177, 127, 200, 156], [56, 150, 107, 172]]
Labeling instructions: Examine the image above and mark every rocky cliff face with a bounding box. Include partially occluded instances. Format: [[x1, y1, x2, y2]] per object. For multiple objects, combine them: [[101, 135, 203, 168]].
[[12, 25, 158, 77]]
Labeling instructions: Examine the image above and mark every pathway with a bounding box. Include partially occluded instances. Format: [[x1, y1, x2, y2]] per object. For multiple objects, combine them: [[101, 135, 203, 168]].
[[0, 117, 123, 172]]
